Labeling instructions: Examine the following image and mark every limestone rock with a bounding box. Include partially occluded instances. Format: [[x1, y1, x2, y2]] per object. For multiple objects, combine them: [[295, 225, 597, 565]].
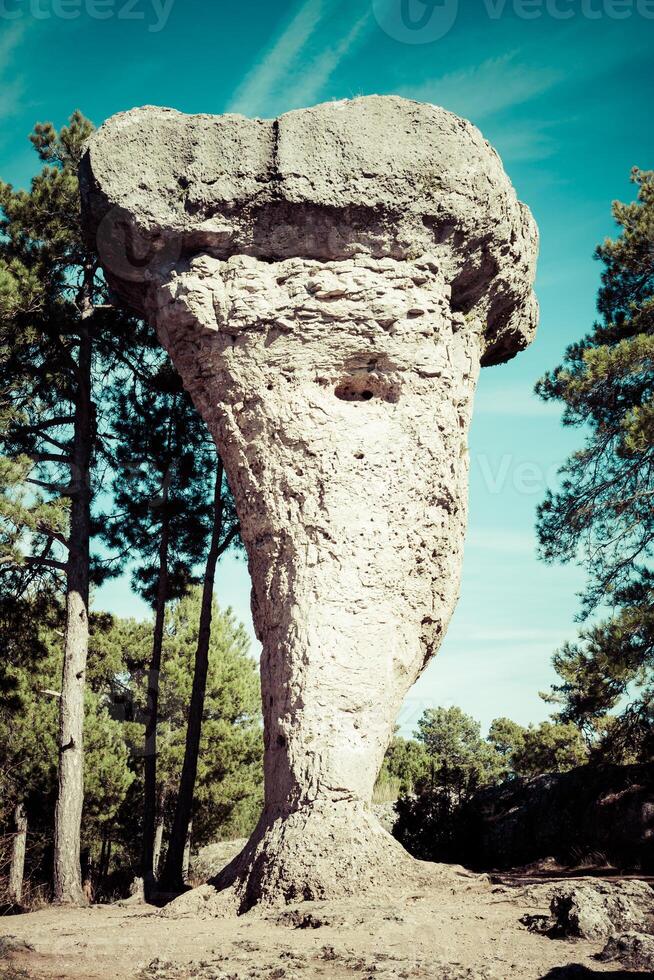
[[80, 96, 538, 909], [456, 762, 654, 871], [129, 876, 145, 899], [80, 96, 538, 367], [522, 880, 654, 940], [372, 802, 398, 834], [190, 839, 248, 883], [599, 930, 654, 970]]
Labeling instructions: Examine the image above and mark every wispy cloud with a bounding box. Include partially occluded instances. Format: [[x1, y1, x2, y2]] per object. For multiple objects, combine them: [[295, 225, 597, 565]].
[[448, 625, 563, 645], [228, 0, 326, 116], [0, 22, 26, 63], [227, 0, 371, 118], [398, 53, 561, 124], [284, 10, 370, 111], [486, 118, 558, 164]]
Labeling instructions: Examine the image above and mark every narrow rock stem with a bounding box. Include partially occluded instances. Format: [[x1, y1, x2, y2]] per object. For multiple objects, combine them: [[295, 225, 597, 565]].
[[153, 254, 481, 905]]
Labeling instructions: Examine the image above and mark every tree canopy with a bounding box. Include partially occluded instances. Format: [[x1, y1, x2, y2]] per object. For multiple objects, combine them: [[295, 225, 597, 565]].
[[536, 169, 654, 758]]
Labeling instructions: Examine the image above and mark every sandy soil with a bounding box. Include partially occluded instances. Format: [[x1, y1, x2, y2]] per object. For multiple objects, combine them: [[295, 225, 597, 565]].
[[0, 866, 641, 980]]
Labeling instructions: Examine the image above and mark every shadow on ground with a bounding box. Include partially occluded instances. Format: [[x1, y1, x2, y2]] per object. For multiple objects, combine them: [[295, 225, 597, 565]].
[[540, 967, 649, 978]]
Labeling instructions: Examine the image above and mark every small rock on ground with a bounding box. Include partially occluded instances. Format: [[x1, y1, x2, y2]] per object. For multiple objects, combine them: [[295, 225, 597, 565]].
[[522, 880, 654, 940]]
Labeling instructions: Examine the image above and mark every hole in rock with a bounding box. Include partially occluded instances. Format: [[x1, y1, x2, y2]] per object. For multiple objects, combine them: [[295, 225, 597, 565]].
[[334, 378, 399, 404], [334, 358, 400, 403], [334, 384, 374, 402]]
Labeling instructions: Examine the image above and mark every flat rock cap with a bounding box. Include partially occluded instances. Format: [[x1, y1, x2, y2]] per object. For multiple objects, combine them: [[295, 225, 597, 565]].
[[80, 95, 538, 366]]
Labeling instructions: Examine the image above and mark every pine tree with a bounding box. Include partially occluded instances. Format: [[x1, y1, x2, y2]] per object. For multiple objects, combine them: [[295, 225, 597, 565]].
[[511, 721, 588, 777], [415, 706, 503, 802], [536, 169, 654, 754], [101, 357, 218, 893], [115, 591, 262, 881], [154, 589, 262, 851], [0, 600, 134, 906], [159, 458, 241, 891], [0, 112, 144, 904], [375, 735, 430, 796], [487, 717, 527, 767]]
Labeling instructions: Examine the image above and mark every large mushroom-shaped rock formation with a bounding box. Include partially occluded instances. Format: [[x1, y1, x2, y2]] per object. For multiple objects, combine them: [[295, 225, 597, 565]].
[[80, 96, 538, 912]]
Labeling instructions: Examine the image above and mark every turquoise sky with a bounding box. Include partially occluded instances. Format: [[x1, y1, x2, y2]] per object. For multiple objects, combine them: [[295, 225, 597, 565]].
[[2, 0, 653, 733]]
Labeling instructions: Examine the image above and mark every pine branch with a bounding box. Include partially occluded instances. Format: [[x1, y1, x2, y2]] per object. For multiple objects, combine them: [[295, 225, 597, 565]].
[[18, 415, 75, 432], [26, 477, 72, 495], [217, 523, 240, 558], [30, 452, 72, 465], [23, 555, 66, 571], [35, 524, 69, 549]]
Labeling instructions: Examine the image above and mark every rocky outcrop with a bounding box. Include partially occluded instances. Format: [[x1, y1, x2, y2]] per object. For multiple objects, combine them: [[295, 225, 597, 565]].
[[459, 763, 654, 872], [80, 97, 537, 369], [372, 803, 398, 834], [190, 840, 248, 883], [522, 880, 654, 940], [80, 96, 538, 910], [599, 930, 654, 970]]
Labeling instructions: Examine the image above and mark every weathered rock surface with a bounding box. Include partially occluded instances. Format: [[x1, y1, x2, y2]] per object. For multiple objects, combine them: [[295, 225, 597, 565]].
[[458, 763, 654, 872], [521, 880, 654, 940], [81, 97, 537, 368], [190, 839, 248, 883], [80, 96, 538, 910], [372, 802, 398, 834], [599, 930, 654, 970]]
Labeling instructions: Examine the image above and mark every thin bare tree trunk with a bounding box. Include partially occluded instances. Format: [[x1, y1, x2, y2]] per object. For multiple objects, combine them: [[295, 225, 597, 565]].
[[182, 818, 193, 883], [8, 803, 27, 906], [153, 807, 165, 878], [54, 292, 94, 905], [98, 826, 113, 881], [99, 832, 108, 881], [141, 514, 170, 896], [159, 462, 224, 892]]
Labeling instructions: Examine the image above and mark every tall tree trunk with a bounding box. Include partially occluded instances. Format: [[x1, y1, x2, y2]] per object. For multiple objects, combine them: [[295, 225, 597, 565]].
[[141, 514, 170, 895], [99, 831, 108, 881], [8, 802, 27, 906], [104, 838, 112, 879], [54, 294, 94, 905], [99, 826, 112, 881], [182, 818, 193, 883], [153, 807, 165, 878], [159, 462, 224, 892]]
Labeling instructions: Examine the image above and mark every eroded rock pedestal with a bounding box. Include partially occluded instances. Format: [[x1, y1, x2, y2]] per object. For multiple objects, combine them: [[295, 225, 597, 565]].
[[81, 96, 538, 910]]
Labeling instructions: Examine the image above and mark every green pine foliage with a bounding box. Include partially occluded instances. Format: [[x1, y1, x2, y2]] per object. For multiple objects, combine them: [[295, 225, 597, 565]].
[[375, 735, 430, 797], [487, 716, 588, 778], [0, 601, 134, 891], [101, 358, 218, 604], [0, 110, 145, 590], [392, 707, 589, 862], [536, 169, 654, 758], [415, 706, 504, 801], [155, 588, 262, 845], [0, 589, 263, 903]]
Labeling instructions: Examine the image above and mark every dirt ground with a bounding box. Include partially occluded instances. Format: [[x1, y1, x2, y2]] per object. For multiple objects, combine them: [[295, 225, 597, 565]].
[[0, 864, 646, 980]]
